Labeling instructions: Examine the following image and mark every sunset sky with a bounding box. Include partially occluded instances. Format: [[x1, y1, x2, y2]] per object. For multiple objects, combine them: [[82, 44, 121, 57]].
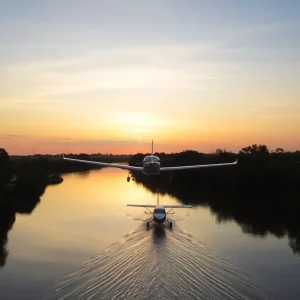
[[1, 0, 299, 155]]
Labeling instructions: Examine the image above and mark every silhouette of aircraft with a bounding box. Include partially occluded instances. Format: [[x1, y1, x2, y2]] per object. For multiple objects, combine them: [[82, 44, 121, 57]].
[[127, 192, 192, 228], [63, 141, 237, 181]]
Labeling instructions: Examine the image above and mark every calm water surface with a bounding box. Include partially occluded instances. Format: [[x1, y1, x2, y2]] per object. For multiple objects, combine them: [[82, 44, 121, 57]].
[[0, 168, 299, 299]]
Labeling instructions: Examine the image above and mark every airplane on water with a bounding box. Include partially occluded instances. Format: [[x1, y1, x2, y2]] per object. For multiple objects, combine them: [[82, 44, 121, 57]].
[[63, 141, 237, 182], [127, 192, 192, 229]]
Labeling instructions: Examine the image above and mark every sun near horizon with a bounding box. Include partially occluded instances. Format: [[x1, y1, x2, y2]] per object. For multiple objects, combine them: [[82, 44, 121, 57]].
[[0, 1, 299, 155]]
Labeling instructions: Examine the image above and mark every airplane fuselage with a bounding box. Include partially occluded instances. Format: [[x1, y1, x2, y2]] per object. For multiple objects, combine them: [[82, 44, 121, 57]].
[[153, 206, 166, 224], [142, 155, 161, 175]]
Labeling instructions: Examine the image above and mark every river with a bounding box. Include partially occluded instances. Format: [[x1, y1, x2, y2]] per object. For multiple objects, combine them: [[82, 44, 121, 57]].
[[0, 168, 299, 299]]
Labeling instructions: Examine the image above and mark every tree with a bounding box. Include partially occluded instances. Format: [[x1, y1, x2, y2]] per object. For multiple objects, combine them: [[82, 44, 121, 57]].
[[215, 148, 231, 156], [275, 148, 284, 154], [239, 144, 269, 155], [0, 148, 9, 162], [0, 148, 11, 188]]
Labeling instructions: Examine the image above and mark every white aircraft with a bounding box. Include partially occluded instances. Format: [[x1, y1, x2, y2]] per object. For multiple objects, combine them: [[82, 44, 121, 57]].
[[63, 141, 237, 181], [127, 192, 192, 228]]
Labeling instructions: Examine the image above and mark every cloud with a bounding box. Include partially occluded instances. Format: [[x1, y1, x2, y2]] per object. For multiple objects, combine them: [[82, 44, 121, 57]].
[[0, 134, 27, 139]]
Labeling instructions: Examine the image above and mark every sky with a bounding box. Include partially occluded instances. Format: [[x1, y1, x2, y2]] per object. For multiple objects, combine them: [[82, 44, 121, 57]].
[[0, 0, 299, 155]]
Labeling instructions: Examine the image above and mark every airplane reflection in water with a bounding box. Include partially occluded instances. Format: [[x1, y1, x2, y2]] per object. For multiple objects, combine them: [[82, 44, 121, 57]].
[[63, 141, 238, 182], [127, 192, 192, 228]]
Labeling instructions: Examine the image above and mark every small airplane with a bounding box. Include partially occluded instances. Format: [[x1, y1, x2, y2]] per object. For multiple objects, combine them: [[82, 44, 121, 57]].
[[127, 192, 192, 228], [63, 141, 237, 181]]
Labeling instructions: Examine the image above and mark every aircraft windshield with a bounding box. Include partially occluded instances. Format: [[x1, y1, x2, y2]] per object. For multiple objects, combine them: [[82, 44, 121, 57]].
[[154, 208, 165, 214], [143, 156, 160, 162]]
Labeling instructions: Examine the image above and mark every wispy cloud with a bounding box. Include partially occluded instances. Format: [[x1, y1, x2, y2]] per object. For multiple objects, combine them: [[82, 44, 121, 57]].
[[0, 134, 27, 139], [0, 44, 223, 100]]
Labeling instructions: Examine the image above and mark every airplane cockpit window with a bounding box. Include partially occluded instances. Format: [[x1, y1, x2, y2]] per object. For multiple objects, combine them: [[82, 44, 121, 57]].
[[154, 208, 165, 214], [143, 156, 160, 162]]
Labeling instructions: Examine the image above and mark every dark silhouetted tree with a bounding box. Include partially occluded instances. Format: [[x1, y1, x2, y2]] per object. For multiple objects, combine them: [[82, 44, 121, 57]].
[[0, 148, 11, 189], [239, 144, 269, 155], [275, 148, 284, 154], [215, 148, 231, 156]]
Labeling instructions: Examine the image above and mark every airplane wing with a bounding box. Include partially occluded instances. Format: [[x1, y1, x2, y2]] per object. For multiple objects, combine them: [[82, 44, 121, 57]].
[[161, 205, 192, 208], [127, 204, 157, 208], [63, 155, 143, 172], [160, 159, 238, 172], [127, 204, 192, 208]]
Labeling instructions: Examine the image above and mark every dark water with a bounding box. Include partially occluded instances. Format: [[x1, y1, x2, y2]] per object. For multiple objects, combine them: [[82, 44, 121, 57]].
[[1, 169, 299, 299]]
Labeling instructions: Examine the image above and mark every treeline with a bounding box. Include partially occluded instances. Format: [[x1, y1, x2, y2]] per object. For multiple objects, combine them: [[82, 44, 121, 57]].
[[0, 150, 131, 194], [9, 153, 131, 174], [129, 144, 300, 166]]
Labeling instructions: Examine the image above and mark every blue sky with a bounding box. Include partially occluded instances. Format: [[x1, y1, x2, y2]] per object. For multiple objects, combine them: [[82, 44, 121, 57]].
[[0, 0, 299, 154]]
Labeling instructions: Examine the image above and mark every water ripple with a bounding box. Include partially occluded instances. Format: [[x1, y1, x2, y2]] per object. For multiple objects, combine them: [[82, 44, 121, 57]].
[[48, 224, 275, 300]]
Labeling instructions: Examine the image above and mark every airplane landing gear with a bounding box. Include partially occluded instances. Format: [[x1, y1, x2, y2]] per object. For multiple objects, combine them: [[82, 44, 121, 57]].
[[146, 219, 153, 228], [165, 219, 173, 229], [127, 175, 130, 182]]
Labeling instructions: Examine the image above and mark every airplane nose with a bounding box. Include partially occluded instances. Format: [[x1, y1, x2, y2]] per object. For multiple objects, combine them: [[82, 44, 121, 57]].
[[155, 213, 165, 219]]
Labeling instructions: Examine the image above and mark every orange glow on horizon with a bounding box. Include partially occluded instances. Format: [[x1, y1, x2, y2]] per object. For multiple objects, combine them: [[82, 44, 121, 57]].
[[1, 128, 300, 156]]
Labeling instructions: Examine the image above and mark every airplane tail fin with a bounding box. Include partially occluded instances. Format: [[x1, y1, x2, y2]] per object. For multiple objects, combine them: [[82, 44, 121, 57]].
[[151, 140, 153, 156]]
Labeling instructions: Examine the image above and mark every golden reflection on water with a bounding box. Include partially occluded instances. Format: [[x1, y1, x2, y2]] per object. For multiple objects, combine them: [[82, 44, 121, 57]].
[[8, 168, 199, 265]]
